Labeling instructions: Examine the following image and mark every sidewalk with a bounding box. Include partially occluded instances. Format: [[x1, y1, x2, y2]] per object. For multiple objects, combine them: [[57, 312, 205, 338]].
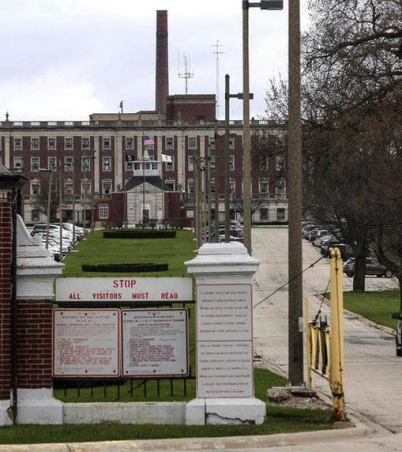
[[252, 227, 402, 434]]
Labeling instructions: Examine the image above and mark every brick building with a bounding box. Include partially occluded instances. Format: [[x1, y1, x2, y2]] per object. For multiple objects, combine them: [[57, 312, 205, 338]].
[[0, 10, 287, 227]]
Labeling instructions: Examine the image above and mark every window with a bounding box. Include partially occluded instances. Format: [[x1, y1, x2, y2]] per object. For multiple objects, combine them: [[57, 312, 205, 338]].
[[260, 208, 268, 221], [125, 137, 134, 150], [229, 137, 235, 150], [31, 138, 39, 151], [229, 178, 235, 194], [31, 157, 40, 172], [64, 157, 74, 172], [14, 138, 22, 151], [65, 138, 73, 151], [188, 137, 197, 150], [81, 156, 91, 172], [209, 136, 215, 149], [276, 155, 285, 171], [31, 209, 40, 222], [99, 204, 109, 219], [48, 157, 57, 171], [260, 156, 268, 171], [48, 137, 56, 151], [188, 179, 194, 195], [229, 155, 235, 171], [82, 137, 90, 151], [102, 179, 112, 195], [134, 162, 141, 171], [165, 180, 175, 191], [277, 208, 286, 221], [260, 180, 269, 194], [210, 178, 216, 194], [188, 156, 194, 171], [165, 156, 174, 171], [81, 181, 91, 198], [13, 157, 23, 170], [166, 137, 174, 150], [276, 179, 286, 196], [102, 156, 112, 172], [102, 137, 111, 150], [64, 180, 74, 202], [31, 180, 40, 197], [209, 156, 215, 170]]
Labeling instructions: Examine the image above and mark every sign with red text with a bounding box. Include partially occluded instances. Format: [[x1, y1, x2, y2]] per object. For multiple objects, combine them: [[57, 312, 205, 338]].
[[196, 284, 253, 398], [53, 309, 120, 377], [55, 277, 193, 303], [122, 309, 188, 377]]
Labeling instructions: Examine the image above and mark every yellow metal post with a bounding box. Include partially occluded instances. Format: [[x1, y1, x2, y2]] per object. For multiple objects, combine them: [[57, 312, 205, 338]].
[[305, 297, 312, 390], [329, 247, 345, 421]]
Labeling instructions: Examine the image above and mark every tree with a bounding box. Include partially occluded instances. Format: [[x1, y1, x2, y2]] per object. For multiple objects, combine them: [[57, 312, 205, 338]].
[[265, 0, 402, 292], [32, 173, 60, 222]]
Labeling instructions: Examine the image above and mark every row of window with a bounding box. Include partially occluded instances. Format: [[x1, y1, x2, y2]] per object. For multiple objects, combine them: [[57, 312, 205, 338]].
[[5, 136, 233, 152], [186, 178, 286, 195], [30, 179, 112, 197], [97, 205, 286, 222], [13, 156, 111, 172]]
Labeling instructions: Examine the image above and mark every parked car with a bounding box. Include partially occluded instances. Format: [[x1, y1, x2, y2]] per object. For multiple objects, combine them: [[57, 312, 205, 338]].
[[312, 230, 329, 247], [392, 313, 402, 356], [302, 224, 316, 238], [344, 258, 393, 278], [320, 239, 341, 257]]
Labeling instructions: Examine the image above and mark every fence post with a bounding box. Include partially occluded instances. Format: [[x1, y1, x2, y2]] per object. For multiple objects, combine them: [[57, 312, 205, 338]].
[[329, 247, 345, 421]]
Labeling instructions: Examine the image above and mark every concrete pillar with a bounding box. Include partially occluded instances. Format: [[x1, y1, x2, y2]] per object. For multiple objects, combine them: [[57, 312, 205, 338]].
[[185, 242, 265, 425]]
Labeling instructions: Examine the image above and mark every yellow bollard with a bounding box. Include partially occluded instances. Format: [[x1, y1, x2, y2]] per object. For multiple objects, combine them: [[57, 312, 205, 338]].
[[305, 297, 312, 390], [329, 247, 345, 421]]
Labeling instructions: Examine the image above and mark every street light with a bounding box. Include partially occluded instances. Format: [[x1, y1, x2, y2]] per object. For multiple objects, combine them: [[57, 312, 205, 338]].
[[242, 0, 283, 254]]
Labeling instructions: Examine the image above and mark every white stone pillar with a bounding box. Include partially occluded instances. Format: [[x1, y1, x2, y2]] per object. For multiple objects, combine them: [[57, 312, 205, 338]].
[[185, 242, 265, 425]]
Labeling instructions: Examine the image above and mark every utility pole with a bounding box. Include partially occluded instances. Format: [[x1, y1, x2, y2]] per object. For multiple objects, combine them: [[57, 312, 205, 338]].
[[288, 0, 304, 386], [242, 2, 252, 254], [59, 159, 63, 261], [45, 171, 52, 250], [212, 40, 224, 119]]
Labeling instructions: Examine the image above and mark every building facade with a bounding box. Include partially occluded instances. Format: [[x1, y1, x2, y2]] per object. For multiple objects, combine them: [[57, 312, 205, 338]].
[[0, 10, 288, 226]]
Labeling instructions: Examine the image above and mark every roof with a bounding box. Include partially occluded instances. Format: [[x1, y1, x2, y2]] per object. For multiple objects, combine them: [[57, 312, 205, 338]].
[[125, 176, 173, 192]]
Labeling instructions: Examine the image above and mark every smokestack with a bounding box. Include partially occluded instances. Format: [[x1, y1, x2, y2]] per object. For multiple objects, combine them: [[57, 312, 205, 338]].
[[155, 10, 169, 114]]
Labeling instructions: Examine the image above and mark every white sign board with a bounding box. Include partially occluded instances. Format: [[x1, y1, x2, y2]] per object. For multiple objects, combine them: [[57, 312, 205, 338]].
[[55, 277, 193, 303], [196, 284, 253, 398], [122, 309, 188, 377], [53, 309, 120, 377]]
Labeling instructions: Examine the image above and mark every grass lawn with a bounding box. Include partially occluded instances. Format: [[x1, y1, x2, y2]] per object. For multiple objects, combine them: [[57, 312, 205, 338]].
[[337, 290, 400, 329], [62, 229, 196, 277]]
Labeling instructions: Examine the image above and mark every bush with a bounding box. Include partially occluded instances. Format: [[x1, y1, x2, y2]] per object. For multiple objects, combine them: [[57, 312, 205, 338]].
[[103, 230, 176, 239], [82, 263, 169, 272]]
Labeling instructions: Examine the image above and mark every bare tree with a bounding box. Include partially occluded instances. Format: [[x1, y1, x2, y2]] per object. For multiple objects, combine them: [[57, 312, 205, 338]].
[[32, 174, 60, 222]]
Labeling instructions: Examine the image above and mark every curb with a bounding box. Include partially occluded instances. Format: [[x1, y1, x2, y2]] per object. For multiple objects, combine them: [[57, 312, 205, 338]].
[[0, 421, 379, 452]]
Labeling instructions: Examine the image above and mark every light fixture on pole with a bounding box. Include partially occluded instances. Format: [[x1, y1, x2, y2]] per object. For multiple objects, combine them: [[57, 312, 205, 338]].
[[242, 0, 283, 254]]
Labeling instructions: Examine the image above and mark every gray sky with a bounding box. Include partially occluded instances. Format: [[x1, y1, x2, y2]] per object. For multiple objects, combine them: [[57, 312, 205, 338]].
[[0, 0, 310, 121]]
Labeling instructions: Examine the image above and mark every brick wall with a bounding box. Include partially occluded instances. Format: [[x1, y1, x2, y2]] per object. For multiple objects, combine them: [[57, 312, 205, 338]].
[[16, 300, 53, 389], [0, 190, 13, 400]]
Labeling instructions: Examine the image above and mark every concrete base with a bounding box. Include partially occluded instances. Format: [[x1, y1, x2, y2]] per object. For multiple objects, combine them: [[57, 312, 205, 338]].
[[186, 398, 266, 425], [64, 402, 186, 424], [17, 389, 63, 425], [0, 400, 13, 426]]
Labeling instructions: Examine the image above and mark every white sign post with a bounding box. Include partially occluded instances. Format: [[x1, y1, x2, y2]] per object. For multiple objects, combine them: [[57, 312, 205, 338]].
[[185, 242, 265, 425], [53, 309, 120, 377], [122, 309, 189, 377]]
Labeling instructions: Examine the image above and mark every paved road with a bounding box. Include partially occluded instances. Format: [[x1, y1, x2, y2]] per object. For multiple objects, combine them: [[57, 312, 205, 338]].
[[252, 227, 402, 434]]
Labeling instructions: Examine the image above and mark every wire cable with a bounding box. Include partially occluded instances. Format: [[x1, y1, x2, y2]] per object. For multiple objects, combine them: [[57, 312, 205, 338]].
[[253, 255, 326, 309]]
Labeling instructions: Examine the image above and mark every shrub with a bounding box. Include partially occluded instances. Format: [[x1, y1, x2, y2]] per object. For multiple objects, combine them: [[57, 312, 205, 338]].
[[82, 263, 169, 272], [103, 230, 176, 239]]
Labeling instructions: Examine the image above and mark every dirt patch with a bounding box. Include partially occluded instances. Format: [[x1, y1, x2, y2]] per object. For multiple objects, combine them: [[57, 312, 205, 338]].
[[267, 387, 331, 410]]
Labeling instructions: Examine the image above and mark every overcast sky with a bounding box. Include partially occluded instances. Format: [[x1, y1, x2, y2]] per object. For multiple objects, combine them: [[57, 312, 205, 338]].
[[0, 0, 310, 121]]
